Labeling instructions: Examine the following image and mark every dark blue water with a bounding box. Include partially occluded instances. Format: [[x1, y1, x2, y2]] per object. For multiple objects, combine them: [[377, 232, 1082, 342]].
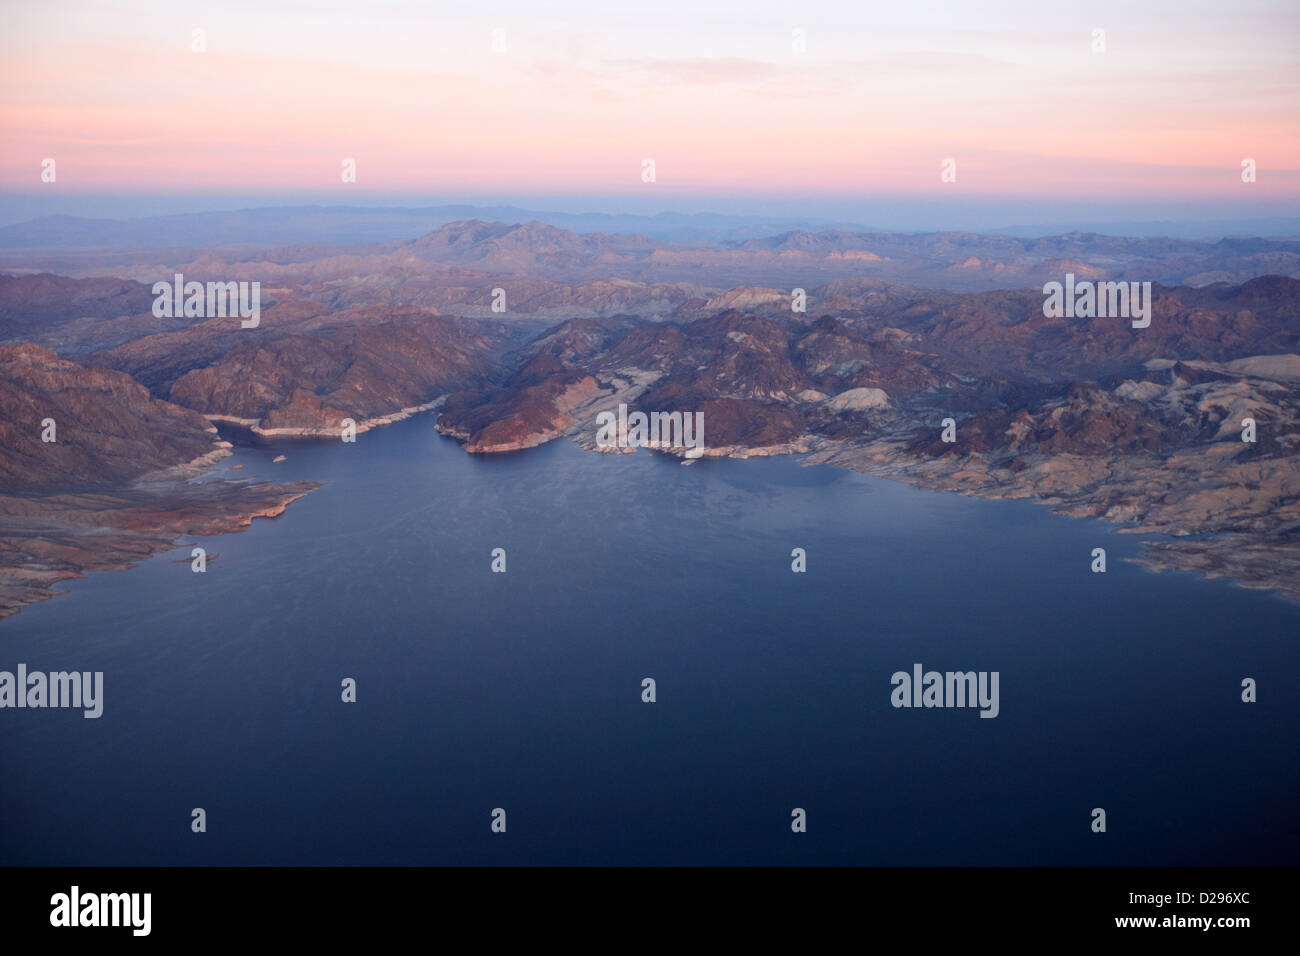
[[2, 415, 1297, 865]]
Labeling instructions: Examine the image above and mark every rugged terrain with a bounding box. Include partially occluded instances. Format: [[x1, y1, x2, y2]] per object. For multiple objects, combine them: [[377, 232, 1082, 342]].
[[432, 272, 1300, 601], [0, 344, 318, 618], [4, 219, 1299, 308], [1, 219, 1297, 615]]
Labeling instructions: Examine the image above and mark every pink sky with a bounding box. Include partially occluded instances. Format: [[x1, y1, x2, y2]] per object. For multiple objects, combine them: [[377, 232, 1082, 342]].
[[2, 1, 1297, 201]]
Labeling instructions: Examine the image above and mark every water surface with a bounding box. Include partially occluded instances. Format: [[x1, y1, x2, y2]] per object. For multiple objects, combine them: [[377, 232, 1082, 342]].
[[2, 415, 1296, 865]]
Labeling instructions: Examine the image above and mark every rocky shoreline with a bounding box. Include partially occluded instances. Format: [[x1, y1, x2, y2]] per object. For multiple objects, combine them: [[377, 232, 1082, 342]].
[[808, 441, 1300, 604], [6, 391, 1292, 620], [441, 357, 1300, 604], [5, 266, 1297, 615], [572, 426, 1300, 604], [0, 343, 324, 620], [423, 295, 1300, 605], [205, 398, 445, 438], [0, 475, 319, 620]]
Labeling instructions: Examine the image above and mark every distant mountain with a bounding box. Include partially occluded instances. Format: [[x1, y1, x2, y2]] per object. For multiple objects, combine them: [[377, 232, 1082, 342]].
[[991, 217, 1300, 240], [5, 197, 1299, 245], [0, 205, 876, 251], [0, 273, 154, 337], [406, 219, 656, 263], [5, 219, 1298, 297]]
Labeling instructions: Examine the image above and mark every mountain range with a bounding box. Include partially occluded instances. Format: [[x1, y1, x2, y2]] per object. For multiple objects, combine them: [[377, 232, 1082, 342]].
[[0, 217, 1297, 615]]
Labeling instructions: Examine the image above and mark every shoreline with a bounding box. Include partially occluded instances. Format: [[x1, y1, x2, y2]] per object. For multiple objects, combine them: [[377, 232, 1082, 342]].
[[6, 399, 1294, 619], [204, 398, 446, 438], [0, 435, 322, 621], [482, 417, 1300, 605]]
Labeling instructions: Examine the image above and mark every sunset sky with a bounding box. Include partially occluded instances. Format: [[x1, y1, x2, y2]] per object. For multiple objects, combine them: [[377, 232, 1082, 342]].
[[2, 0, 1297, 222]]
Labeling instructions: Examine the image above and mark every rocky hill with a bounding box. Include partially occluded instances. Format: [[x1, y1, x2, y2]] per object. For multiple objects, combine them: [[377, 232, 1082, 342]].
[[1, 226, 1297, 612], [0, 345, 318, 618]]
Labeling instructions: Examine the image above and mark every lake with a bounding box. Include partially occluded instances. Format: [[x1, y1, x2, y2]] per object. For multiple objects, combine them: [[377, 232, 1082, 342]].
[[2, 414, 1297, 865]]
